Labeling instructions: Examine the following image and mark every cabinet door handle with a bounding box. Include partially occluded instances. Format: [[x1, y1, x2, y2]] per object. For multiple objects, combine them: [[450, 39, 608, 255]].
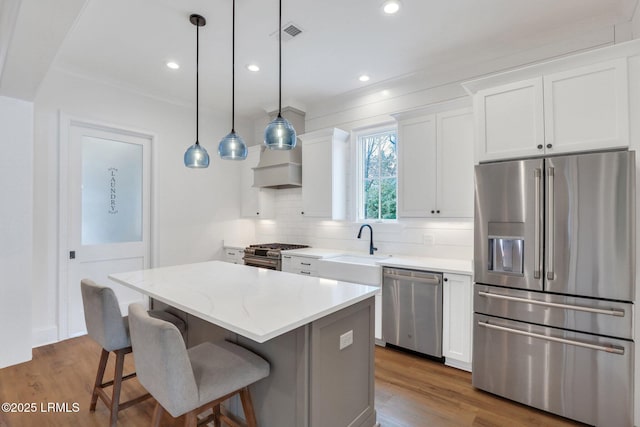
[[430, 210, 435, 214], [300, 271, 311, 275], [546, 143, 552, 149], [256, 212, 260, 215], [537, 144, 543, 150], [301, 211, 305, 215], [444, 278, 448, 282], [301, 262, 311, 266], [436, 210, 440, 214]]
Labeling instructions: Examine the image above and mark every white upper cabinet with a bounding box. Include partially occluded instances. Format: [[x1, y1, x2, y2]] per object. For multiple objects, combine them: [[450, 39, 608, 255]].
[[241, 145, 275, 219], [473, 58, 629, 162], [299, 128, 349, 220], [437, 108, 474, 218], [397, 114, 437, 217], [396, 107, 474, 218], [543, 59, 629, 154], [476, 78, 544, 162]]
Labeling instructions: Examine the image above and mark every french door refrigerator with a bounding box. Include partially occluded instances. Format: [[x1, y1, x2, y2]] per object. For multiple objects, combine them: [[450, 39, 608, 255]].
[[473, 150, 635, 427]]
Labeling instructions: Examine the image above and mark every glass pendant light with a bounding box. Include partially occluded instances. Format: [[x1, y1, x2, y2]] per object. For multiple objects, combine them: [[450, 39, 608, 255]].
[[184, 14, 210, 168], [263, 0, 296, 150], [218, 0, 248, 160]]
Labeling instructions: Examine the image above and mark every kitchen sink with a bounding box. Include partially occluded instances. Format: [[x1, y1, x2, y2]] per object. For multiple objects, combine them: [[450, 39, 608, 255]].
[[317, 255, 389, 286]]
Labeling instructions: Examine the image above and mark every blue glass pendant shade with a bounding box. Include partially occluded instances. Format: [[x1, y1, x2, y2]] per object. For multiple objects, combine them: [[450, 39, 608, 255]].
[[264, 115, 297, 150], [184, 142, 210, 168], [218, 130, 248, 160]]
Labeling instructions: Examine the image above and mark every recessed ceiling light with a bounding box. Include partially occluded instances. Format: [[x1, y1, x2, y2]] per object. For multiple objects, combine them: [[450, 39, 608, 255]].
[[247, 64, 260, 72], [359, 74, 370, 82], [382, 0, 400, 14], [166, 61, 180, 70]]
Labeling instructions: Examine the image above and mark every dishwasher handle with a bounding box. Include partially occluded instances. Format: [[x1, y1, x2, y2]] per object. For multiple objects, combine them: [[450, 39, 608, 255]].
[[383, 270, 441, 285]]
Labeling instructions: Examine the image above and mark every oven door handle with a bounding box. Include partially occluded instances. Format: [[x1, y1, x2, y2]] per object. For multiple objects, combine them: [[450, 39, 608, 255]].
[[478, 291, 625, 317], [477, 321, 625, 355], [243, 257, 278, 268]]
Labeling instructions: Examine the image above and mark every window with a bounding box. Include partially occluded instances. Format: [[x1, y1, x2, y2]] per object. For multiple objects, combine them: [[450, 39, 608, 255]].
[[356, 127, 397, 220]]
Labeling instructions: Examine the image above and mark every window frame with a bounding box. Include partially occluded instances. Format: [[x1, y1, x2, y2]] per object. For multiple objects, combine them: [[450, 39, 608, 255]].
[[353, 123, 398, 222]]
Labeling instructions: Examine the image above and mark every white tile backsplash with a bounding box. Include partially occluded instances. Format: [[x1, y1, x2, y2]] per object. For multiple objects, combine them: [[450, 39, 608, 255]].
[[254, 188, 473, 260]]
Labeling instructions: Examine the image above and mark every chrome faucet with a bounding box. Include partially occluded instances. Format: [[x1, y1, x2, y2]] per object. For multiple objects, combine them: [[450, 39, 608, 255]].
[[357, 224, 378, 255]]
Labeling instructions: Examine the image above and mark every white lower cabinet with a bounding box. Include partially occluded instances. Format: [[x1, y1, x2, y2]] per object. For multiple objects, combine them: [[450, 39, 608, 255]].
[[223, 247, 244, 264], [281, 255, 318, 277], [442, 273, 472, 371]]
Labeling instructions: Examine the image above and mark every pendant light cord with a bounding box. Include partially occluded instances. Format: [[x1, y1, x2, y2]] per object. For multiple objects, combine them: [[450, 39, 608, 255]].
[[278, 0, 282, 118], [196, 22, 200, 144], [232, 0, 236, 132]]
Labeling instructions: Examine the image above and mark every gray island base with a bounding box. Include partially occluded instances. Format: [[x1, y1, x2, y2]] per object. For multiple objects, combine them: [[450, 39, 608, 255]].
[[155, 297, 377, 427], [109, 261, 378, 427]]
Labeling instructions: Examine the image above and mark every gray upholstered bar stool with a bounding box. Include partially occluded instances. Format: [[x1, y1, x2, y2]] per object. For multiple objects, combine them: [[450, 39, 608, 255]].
[[81, 279, 187, 427], [128, 303, 270, 427]]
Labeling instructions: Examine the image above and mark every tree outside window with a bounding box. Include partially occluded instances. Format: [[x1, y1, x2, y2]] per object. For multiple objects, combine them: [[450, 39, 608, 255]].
[[359, 129, 397, 220]]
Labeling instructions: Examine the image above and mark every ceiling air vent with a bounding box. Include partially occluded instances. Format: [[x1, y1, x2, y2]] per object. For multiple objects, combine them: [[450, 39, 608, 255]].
[[271, 22, 303, 42]]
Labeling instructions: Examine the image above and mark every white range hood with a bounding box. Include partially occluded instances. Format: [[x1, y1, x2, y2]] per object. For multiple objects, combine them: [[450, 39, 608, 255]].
[[253, 107, 305, 189]]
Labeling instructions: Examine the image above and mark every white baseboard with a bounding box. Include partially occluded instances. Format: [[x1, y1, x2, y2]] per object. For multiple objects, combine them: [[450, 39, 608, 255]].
[[32, 326, 59, 348], [444, 358, 472, 372]]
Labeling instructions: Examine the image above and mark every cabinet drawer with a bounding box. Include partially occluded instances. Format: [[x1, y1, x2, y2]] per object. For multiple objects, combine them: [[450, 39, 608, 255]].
[[282, 255, 318, 271]]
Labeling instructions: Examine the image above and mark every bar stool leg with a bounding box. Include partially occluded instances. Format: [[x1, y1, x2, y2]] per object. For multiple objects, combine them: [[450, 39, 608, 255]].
[[240, 387, 258, 427], [109, 349, 126, 427], [90, 349, 109, 412], [151, 402, 164, 427]]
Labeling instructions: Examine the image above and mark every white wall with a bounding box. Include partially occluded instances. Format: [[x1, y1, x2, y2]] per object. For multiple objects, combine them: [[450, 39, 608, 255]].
[[31, 67, 251, 346], [632, 2, 640, 39], [0, 95, 33, 367]]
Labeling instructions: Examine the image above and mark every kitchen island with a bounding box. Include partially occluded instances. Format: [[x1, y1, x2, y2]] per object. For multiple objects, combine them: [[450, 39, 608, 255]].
[[109, 260, 378, 427]]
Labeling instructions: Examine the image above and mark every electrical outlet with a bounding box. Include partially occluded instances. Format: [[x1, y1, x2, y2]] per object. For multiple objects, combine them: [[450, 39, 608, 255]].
[[339, 330, 353, 350], [423, 233, 435, 245]]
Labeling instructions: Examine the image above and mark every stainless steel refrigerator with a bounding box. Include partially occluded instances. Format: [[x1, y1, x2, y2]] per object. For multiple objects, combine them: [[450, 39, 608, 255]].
[[473, 150, 635, 427]]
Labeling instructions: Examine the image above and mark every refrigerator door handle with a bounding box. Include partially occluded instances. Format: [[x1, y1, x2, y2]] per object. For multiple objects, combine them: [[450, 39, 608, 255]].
[[534, 168, 542, 279], [547, 167, 555, 280], [477, 321, 625, 354], [478, 291, 626, 317]]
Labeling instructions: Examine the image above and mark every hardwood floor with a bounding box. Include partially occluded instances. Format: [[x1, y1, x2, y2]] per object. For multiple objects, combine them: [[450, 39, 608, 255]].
[[0, 336, 582, 427]]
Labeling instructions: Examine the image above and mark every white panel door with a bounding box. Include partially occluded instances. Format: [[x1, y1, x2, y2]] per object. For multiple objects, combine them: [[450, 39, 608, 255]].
[[397, 114, 437, 217], [476, 78, 544, 162], [442, 273, 472, 371], [62, 122, 150, 339], [436, 108, 474, 217], [544, 58, 629, 154]]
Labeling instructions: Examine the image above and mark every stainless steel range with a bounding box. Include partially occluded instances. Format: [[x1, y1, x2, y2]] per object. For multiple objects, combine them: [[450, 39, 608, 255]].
[[243, 243, 309, 270]]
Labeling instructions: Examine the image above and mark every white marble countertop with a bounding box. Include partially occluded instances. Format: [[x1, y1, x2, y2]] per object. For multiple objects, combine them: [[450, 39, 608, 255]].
[[109, 261, 378, 343], [376, 256, 473, 275]]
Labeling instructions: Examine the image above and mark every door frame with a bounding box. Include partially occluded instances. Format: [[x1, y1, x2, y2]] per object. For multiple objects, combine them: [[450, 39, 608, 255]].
[[57, 112, 157, 340]]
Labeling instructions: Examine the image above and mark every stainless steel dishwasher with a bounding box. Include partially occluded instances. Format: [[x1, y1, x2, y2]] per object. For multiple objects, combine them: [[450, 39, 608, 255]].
[[382, 267, 443, 358]]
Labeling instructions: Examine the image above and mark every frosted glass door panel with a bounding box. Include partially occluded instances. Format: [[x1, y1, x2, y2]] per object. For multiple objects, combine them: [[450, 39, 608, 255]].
[[82, 136, 143, 245]]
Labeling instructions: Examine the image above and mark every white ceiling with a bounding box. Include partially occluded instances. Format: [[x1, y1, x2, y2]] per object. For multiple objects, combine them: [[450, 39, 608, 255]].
[[8, 0, 640, 117]]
